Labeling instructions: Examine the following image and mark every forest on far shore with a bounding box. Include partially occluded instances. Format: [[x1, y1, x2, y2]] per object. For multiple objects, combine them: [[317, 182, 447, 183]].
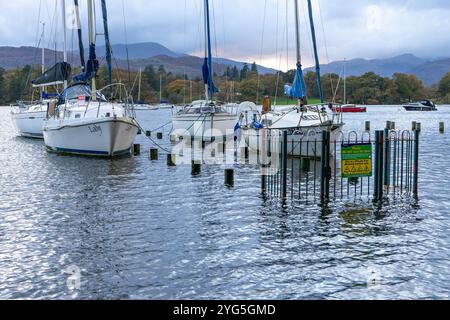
[[1, 62, 449, 106]]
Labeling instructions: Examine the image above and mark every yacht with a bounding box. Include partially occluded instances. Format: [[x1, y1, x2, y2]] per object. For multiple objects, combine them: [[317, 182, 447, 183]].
[[44, 83, 139, 157], [171, 0, 237, 140], [172, 100, 237, 139], [403, 100, 438, 111], [43, 0, 139, 158]]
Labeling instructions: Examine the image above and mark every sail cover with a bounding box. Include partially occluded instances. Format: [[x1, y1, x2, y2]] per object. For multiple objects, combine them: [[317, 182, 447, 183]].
[[284, 63, 307, 99], [32, 62, 71, 87], [73, 44, 99, 82], [202, 58, 219, 93]]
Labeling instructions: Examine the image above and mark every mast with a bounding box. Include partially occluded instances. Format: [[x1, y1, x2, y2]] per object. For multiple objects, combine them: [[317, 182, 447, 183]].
[[101, 0, 113, 95], [62, 0, 68, 89], [41, 22, 46, 99], [294, 0, 301, 67], [204, 0, 214, 102], [307, 0, 324, 103], [159, 73, 162, 103], [73, 0, 85, 69], [138, 68, 142, 102], [343, 58, 347, 105], [294, 0, 302, 106], [87, 0, 97, 101]]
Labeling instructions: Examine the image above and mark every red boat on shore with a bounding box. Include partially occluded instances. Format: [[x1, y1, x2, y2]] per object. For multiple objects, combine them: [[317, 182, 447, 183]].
[[333, 104, 367, 113]]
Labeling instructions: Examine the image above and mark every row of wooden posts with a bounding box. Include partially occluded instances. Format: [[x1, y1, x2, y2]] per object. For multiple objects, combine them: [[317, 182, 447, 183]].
[[364, 121, 444, 133], [133, 130, 242, 188]]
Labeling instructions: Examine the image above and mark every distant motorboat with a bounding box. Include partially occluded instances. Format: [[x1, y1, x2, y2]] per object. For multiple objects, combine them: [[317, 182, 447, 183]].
[[403, 100, 438, 111], [333, 104, 367, 113]]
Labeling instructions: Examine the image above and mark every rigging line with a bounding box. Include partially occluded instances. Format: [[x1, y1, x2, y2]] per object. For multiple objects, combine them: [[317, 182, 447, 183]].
[[274, 0, 281, 105], [285, 0, 289, 73], [183, 0, 187, 104], [121, 0, 131, 87], [21, 0, 44, 102], [256, 0, 268, 105], [300, 0, 315, 72], [317, 0, 334, 98], [211, 0, 220, 101]]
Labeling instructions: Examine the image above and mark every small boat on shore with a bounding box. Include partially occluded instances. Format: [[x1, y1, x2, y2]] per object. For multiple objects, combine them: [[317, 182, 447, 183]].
[[403, 100, 438, 111], [333, 104, 367, 113]]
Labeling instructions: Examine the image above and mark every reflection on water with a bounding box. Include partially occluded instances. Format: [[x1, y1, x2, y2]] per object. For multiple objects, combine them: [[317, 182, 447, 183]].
[[1, 106, 450, 299]]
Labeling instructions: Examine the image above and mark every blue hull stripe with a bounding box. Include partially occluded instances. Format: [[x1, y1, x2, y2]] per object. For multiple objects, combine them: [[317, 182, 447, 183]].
[[47, 146, 131, 157]]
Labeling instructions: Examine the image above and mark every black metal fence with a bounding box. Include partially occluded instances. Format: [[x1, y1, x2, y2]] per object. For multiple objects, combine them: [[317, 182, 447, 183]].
[[260, 126, 420, 204]]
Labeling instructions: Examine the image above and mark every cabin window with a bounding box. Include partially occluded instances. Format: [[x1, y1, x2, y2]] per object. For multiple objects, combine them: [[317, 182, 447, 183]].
[[75, 114, 81, 119]]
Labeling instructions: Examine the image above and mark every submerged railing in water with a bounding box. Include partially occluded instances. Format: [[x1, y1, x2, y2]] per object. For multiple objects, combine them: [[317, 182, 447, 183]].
[[260, 126, 420, 204]]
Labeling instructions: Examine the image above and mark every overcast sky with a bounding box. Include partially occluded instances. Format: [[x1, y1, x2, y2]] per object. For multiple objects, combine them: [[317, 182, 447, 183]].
[[1, 0, 449, 69]]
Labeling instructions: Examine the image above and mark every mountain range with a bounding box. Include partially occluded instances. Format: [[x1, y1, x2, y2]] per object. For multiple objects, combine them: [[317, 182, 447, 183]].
[[304, 54, 450, 85], [0, 42, 448, 85]]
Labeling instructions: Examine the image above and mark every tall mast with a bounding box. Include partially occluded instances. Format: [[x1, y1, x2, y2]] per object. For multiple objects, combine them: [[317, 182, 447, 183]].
[[307, 0, 324, 103], [294, 0, 302, 106], [87, 0, 97, 101], [41, 22, 46, 99], [159, 73, 162, 103], [74, 0, 85, 69], [294, 0, 301, 66], [343, 58, 347, 105], [204, 0, 214, 102], [101, 0, 113, 95], [138, 68, 142, 101], [62, 0, 68, 89]]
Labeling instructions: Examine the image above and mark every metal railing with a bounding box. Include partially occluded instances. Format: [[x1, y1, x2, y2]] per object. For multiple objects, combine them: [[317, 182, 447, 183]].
[[260, 126, 420, 204]]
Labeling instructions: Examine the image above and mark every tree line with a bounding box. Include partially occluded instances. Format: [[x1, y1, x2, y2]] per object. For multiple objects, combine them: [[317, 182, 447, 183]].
[[1, 63, 449, 106]]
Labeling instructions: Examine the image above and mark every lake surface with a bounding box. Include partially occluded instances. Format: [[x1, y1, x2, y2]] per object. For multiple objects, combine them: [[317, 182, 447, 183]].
[[1, 105, 450, 299]]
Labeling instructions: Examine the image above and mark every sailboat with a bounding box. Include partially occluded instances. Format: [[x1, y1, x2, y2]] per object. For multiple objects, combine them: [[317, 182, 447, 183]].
[[132, 68, 158, 111], [11, 22, 68, 138], [43, 0, 139, 157], [333, 59, 366, 113], [241, 0, 343, 157], [171, 0, 237, 140]]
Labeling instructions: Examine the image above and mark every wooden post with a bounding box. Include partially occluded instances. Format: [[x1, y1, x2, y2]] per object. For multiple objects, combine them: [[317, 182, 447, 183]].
[[191, 160, 201, 175], [133, 144, 141, 156], [167, 154, 176, 166], [150, 148, 158, 160], [416, 122, 421, 133], [439, 122, 445, 133], [365, 121, 370, 132], [412, 121, 417, 131], [225, 169, 234, 187]]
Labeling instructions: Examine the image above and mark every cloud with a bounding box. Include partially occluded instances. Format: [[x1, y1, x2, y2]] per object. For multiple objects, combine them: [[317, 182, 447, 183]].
[[1, 0, 449, 70]]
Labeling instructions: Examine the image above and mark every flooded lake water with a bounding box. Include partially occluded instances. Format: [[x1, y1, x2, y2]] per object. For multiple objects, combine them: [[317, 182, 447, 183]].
[[1, 105, 450, 299]]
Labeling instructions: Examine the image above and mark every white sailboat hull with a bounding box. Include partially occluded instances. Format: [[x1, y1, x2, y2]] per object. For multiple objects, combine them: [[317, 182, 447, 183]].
[[43, 118, 139, 157], [11, 110, 47, 139], [172, 113, 238, 139]]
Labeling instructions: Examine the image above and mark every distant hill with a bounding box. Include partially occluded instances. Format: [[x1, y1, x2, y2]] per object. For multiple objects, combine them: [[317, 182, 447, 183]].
[[95, 42, 183, 59], [0, 42, 276, 77], [1, 44, 448, 84], [305, 54, 450, 85]]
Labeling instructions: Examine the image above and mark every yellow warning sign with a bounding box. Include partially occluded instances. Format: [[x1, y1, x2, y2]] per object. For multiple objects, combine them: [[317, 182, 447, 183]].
[[341, 143, 373, 178]]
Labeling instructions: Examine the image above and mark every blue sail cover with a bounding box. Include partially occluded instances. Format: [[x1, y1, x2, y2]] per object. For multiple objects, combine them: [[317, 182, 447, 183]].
[[284, 63, 307, 99], [73, 44, 99, 82], [202, 58, 219, 93]]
